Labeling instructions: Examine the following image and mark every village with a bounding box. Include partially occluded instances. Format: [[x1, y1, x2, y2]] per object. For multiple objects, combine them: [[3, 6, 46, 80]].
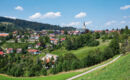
[[0, 28, 121, 64], [0, 0, 130, 79]]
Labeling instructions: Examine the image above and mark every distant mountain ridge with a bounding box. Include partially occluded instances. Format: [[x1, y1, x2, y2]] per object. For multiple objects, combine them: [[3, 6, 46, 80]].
[[0, 16, 76, 31]]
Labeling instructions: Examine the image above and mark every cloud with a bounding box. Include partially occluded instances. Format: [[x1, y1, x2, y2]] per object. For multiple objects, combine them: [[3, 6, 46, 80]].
[[62, 22, 80, 27], [29, 12, 61, 20], [29, 12, 42, 19], [105, 20, 116, 26], [120, 5, 130, 10], [42, 12, 61, 18], [123, 16, 130, 19], [15, 6, 23, 11], [5, 16, 16, 19], [85, 21, 93, 25], [120, 21, 126, 24], [75, 12, 86, 18]]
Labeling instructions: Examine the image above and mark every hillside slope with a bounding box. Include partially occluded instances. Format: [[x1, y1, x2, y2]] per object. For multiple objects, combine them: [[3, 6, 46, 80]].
[[74, 53, 130, 80], [0, 53, 125, 80], [0, 16, 75, 31]]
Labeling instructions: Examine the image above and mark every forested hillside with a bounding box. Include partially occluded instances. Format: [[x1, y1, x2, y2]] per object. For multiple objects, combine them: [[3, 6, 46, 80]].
[[0, 16, 76, 32]]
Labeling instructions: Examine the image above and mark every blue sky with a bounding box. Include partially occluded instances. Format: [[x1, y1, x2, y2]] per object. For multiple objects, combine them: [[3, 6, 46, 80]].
[[0, 0, 130, 30]]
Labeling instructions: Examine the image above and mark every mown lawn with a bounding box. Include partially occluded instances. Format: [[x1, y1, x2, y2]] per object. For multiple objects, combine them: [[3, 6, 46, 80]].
[[0, 54, 120, 80], [74, 53, 130, 80]]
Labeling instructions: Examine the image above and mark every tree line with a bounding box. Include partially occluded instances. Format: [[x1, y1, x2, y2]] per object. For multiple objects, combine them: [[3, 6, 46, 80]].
[[0, 16, 76, 32]]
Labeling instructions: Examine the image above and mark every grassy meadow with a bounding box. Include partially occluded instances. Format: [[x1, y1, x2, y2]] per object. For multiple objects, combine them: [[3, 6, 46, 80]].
[[74, 53, 130, 80], [51, 40, 110, 59]]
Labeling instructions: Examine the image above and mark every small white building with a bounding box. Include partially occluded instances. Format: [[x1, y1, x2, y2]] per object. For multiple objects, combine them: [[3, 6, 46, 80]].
[[41, 53, 58, 62]]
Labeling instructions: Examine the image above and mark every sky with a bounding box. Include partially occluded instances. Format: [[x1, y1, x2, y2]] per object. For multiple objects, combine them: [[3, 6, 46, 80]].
[[0, 0, 130, 30]]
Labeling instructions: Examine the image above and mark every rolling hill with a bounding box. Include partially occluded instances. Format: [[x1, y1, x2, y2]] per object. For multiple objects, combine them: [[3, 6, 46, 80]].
[[74, 53, 130, 80], [0, 53, 124, 80], [0, 16, 76, 31]]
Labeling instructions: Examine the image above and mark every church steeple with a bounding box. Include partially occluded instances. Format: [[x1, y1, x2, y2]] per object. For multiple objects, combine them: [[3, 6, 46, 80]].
[[83, 22, 86, 30]]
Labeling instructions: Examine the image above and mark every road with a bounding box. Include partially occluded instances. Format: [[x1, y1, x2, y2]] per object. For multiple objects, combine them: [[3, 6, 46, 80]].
[[66, 54, 122, 80]]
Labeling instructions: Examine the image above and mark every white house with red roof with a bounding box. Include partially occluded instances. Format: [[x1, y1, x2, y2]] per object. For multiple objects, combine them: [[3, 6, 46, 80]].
[[35, 43, 41, 48], [41, 53, 57, 63], [50, 38, 58, 45]]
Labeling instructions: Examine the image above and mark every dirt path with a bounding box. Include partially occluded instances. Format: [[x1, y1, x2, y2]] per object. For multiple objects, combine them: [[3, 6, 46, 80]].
[[66, 54, 122, 80]]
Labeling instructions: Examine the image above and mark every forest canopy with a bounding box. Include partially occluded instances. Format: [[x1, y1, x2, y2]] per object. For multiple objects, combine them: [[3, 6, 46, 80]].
[[0, 16, 76, 32]]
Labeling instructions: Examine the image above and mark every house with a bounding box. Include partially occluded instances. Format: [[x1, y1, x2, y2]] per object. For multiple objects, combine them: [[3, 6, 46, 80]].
[[0, 33, 9, 37], [27, 49, 40, 54], [41, 53, 58, 63], [61, 30, 64, 35], [6, 48, 13, 54], [50, 38, 55, 43], [35, 43, 41, 48], [73, 30, 80, 35], [94, 30, 102, 33], [0, 51, 4, 55], [49, 34, 55, 38], [12, 31, 17, 37], [41, 30, 47, 35], [28, 44, 33, 49], [50, 38, 58, 45], [16, 48, 22, 53], [30, 34, 40, 40], [35, 35, 40, 40], [68, 31, 73, 35], [61, 38, 66, 41]]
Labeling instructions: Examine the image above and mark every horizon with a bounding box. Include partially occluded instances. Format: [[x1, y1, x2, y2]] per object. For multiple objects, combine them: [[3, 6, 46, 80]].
[[0, 0, 130, 30]]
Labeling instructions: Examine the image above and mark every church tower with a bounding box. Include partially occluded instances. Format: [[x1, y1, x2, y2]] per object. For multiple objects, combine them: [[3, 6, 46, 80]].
[[83, 22, 86, 30]]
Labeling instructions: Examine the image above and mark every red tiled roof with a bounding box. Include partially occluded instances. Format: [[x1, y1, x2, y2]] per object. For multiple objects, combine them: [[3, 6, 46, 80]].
[[0, 51, 4, 55], [61, 38, 66, 41], [94, 30, 102, 32], [50, 38, 55, 41], [46, 58, 50, 63], [28, 49, 38, 52], [13, 31, 17, 34], [37, 43, 41, 46], [0, 33, 9, 37], [7, 48, 13, 50]]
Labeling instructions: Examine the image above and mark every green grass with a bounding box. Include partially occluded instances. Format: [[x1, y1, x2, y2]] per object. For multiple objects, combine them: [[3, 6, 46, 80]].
[[51, 40, 110, 59], [0, 54, 120, 80], [51, 48, 68, 56], [70, 44, 107, 59], [0, 72, 81, 80], [2, 43, 34, 49], [74, 53, 130, 80]]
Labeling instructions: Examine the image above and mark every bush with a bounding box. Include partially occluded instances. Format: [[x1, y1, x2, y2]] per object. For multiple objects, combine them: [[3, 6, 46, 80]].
[[109, 38, 120, 55], [87, 40, 99, 46], [41, 67, 47, 76]]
